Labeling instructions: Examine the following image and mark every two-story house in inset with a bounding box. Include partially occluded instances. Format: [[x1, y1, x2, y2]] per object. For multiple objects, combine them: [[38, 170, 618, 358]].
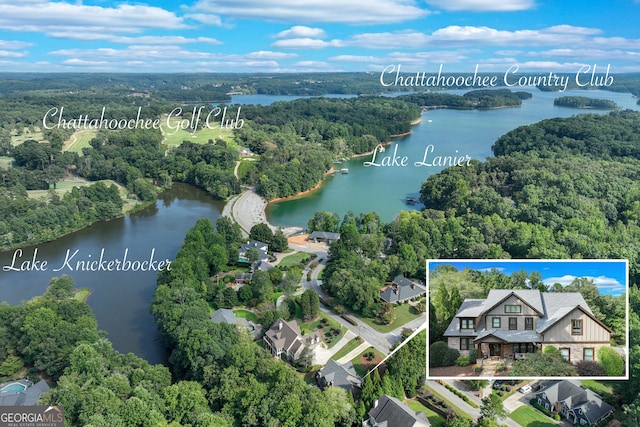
[[443, 289, 612, 364]]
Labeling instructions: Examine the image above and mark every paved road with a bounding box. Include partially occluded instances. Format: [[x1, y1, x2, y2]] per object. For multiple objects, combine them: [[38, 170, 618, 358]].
[[292, 249, 426, 355]]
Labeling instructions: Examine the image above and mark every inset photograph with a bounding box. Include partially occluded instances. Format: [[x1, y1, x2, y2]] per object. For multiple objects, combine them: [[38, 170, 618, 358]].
[[427, 259, 628, 379]]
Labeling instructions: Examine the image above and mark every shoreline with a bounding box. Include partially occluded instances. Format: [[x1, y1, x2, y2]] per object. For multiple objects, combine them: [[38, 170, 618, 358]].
[[224, 116, 424, 235]]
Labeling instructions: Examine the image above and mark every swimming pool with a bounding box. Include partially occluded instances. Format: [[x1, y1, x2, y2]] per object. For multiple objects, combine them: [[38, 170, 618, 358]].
[[0, 382, 26, 393]]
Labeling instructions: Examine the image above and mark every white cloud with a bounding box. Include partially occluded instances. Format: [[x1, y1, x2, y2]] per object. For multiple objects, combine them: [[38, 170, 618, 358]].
[[184, 13, 223, 26], [274, 26, 326, 39], [426, 0, 534, 11], [0, 2, 185, 34], [0, 39, 32, 49], [347, 30, 430, 49], [189, 0, 429, 24], [245, 50, 297, 59], [272, 38, 342, 49], [543, 275, 625, 295], [47, 33, 222, 45], [0, 49, 27, 58]]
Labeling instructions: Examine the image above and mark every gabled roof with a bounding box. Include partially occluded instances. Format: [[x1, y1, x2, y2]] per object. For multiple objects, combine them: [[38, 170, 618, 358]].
[[308, 231, 340, 241], [380, 276, 426, 303], [368, 395, 430, 427], [536, 380, 613, 425], [482, 289, 544, 316], [537, 299, 612, 334], [210, 308, 251, 329], [317, 360, 362, 392]]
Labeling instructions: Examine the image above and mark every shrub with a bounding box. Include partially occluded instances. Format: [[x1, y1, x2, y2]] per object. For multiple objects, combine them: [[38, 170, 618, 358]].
[[575, 360, 606, 376], [429, 341, 449, 368], [442, 348, 461, 367], [598, 347, 624, 376], [553, 414, 561, 421], [543, 346, 560, 355], [468, 348, 478, 362], [455, 356, 470, 366]]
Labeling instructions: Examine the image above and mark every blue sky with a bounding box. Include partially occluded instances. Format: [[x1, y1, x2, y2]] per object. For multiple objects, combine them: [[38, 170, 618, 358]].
[[428, 260, 628, 296], [0, 0, 638, 73]]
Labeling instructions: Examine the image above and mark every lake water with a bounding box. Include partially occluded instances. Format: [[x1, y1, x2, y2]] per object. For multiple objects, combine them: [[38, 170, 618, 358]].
[[0, 184, 224, 364], [265, 89, 640, 227]]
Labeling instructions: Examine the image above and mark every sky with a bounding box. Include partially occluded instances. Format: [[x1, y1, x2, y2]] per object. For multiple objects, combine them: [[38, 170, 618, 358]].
[[428, 260, 628, 297], [0, 0, 638, 73]]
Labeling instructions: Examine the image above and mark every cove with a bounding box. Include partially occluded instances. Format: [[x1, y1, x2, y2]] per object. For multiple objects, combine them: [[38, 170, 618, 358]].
[[265, 89, 640, 227], [0, 183, 224, 364]]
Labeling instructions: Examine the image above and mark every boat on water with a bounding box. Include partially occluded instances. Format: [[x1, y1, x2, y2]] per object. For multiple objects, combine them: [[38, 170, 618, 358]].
[[340, 168, 349, 174]]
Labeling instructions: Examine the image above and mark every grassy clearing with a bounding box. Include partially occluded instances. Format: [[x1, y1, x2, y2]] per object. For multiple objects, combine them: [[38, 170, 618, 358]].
[[27, 177, 97, 199], [73, 288, 91, 302], [509, 406, 556, 427], [404, 400, 445, 427], [279, 252, 312, 268], [330, 337, 363, 361], [359, 303, 423, 333], [63, 130, 96, 153], [161, 116, 238, 149], [0, 156, 13, 169], [10, 127, 46, 146], [233, 309, 258, 323]]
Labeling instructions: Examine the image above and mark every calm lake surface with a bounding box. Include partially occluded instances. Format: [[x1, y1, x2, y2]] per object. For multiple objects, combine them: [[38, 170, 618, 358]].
[[266, 89, 640, 227], [0, 184, 224, 364]]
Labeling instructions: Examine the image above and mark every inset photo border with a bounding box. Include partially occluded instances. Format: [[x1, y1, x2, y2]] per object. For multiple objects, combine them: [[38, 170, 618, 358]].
[[426, 259, 629, 381]]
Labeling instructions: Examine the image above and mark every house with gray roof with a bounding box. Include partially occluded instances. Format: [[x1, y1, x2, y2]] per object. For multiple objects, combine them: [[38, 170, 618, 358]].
[[316, 360, 362, 396], [443, 289, 612, 364], [238, 240, 269, 264], [380, 275, 426, 304], [307, 231, 340, 244], [535, 380, 613, 425], [363, 394, 430, 427], [210, 308, 261, 339], [263, 318, 322, 363]]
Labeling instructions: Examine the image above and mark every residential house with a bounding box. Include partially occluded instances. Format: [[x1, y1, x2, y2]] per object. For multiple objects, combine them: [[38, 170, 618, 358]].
[[263, 318, 322, 362], [307, 231, 340, 245], [210, 308, 261, 339], [380, 275, 426, 304], [443, 289, 612, 363], [316, 360, 362, 396], [238, 240, 269, 264], [234, 272, 253, 285], [535, 380, 613, 425], [363, 394, 430, 427]]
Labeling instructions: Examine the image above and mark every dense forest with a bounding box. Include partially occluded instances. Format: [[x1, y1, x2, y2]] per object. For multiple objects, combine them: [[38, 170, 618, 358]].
[[396, 89, 532, 109], [554, 96, 618, 109]]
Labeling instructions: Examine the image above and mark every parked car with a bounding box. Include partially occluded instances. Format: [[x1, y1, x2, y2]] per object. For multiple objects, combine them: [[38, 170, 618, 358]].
[[519, 385, 532, 394], [492, 380, 504, 390]]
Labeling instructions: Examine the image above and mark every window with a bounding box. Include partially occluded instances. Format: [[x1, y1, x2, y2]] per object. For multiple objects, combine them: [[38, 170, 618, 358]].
[[560, 348, 570, 361], [513, 343, 535, 353], [525, 317, 533, 330], [460, 337, 471, 350], [460, 318, 474, 329], [492, 317, 501, 328], [505, 304, 521, 313], [509, 317, 517, 330], [583, 348, 594, 361], [572, 319, 582, 335]]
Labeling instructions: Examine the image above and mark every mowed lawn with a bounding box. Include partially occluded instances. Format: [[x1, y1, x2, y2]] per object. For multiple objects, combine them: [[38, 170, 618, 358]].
[[509, 406, 557, 427], [161, 116, 237, 149], [63, 130, 97, 153], [404, 400, 445, 427], [359, 303, 424, 333]]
